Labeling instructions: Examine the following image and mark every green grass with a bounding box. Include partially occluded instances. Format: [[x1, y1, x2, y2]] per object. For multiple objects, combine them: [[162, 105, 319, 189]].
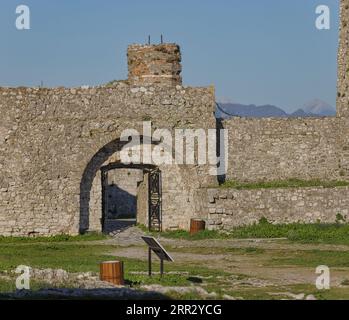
[[341, 279, 349, 286], [168, 245, 265, 255], [138, 224, 227, 241], [165, 276, 349, 300], [157, 229, 229, 240], [267, 249, 349, 267], [0, 242, 227, 291], [126, 273, 208, 287], [229, 221, 349, 245], [0, 239, 348, 300], [219, 178, 349, 190], [0, 232, 108, 244], [0, 278, 16, 293], [0, 241, 228, 297], [287, 284, 349, 300], [157, 221, 349, 245], [0, 225, 348, 299], [0, 244, 117, 273]]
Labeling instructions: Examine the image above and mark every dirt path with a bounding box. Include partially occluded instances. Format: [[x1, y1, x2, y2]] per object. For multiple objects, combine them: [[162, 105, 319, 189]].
[[102, 227, 349, 289], [99, 226, 349, 252]]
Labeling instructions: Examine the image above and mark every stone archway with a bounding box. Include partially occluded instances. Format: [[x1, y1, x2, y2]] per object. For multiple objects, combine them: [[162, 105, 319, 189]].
[[79, 136, 194, 234]]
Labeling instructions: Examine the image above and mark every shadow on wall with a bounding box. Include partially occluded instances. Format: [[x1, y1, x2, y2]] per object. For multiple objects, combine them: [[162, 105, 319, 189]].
[[216, 118, 226, 185], [105, 184, 137, 219], [79, 139, 128, 234]]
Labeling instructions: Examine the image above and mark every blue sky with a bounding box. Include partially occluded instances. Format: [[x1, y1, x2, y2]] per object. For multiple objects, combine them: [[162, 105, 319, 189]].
[[0, 0, 340, 112]]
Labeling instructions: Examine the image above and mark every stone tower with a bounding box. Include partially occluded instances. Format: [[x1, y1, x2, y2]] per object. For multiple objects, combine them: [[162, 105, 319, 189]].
[[127, 43, 182, 86], [337, 0, 349, 117]]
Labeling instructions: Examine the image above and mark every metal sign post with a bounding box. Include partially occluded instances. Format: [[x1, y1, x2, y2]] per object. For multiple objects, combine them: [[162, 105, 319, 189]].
[[148, 247, 152, 277], [142, 236, 174, 277]]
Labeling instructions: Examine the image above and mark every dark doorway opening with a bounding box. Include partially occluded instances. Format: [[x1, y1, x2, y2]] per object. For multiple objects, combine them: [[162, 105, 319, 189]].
[[101, 163, 162, 234]]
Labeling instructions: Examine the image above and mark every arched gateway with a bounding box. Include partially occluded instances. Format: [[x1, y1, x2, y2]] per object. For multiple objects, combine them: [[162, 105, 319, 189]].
[[79, 135, 188, 234], [2, 2, 347, 236], [0, 43, 216, 236]]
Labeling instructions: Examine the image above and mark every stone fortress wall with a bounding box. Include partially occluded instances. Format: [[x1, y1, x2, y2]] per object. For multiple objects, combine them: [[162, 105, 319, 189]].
[[202, 0, 349, 229], [337, 0, 349, 118], [0, 2, 349, 236], [223, 117, 343, 182], [223, 0, 349, 183], [0, 44, 216, 236], [205, 187, 349, 230]]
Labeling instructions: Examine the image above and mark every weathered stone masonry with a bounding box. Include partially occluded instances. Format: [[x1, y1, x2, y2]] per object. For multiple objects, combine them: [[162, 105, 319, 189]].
[[198, 0, 349, 229], [223, 117, 342, 182], [224, 0, 349, 182], [128, 44, 182, 86], [206, 187, 349, 230], [337, 0, 349, 118], [1, 2, 349, 236], [0, 46, 217, 236]]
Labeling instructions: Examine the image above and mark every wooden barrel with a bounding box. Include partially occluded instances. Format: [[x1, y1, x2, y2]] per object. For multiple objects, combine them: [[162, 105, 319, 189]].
[[100, 261, 124, 285], [190, 219, 206, 235]]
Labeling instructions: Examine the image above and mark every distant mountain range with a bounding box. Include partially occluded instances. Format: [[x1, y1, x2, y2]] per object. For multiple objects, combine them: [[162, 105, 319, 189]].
[[216, 99, 336, 119]]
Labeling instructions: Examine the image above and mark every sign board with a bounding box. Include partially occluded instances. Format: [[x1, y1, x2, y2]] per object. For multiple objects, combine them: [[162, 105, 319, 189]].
[[141, 236, 174, 262]]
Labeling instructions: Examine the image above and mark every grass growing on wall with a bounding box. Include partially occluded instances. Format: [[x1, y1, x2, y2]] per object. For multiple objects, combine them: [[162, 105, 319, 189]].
[[219, 179, 349, 190]]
